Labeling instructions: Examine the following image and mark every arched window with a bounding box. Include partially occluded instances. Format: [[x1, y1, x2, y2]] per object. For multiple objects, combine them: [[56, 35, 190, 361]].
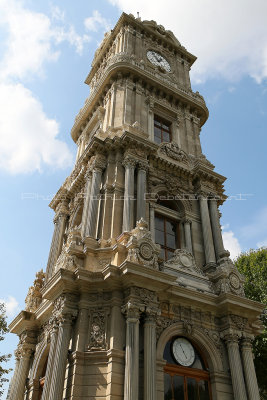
[[163, 337, 212, 400]]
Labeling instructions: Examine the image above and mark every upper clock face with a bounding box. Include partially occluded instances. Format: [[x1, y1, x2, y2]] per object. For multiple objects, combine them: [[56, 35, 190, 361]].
[[172, 338, 195, 367], [147, 50, 171, 72]]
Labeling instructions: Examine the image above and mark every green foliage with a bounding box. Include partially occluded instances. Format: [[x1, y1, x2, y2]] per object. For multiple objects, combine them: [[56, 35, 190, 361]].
[[235, 248, 267, 399], [0, 303, 11, 398]]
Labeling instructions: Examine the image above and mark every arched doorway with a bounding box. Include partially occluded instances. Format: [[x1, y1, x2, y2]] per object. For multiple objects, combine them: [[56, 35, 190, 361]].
[[163, 337, 212, 400]]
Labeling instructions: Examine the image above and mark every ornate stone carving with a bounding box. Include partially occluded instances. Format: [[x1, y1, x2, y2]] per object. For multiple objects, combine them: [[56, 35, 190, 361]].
[[164, 249, 203, 275], [126, 218, 161, 269], [88, 311, 107, 350], [156, 316, 180, 340], [159, 142, 188, 163], [230, 314, 248, 331], [25, 269, 45, 313], [125, 286, 158, 304], [208, 256, 245, 297]]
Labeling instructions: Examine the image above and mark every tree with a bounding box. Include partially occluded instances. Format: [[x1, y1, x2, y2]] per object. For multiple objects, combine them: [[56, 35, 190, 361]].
[[235, 247, 267, 399], [0, 303, 11, 398]]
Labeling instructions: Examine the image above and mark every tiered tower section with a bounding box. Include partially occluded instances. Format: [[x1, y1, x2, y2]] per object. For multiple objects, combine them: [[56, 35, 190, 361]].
[[9, 13, 263, 400]]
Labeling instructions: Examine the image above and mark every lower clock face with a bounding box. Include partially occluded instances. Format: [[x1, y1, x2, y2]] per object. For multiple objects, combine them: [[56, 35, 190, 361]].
[[172, 337, 195, 367]]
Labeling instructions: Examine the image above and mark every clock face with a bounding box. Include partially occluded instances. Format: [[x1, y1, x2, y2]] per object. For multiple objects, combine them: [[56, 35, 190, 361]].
[[172, 338, 195, 367], [147, 50, 171, 72]]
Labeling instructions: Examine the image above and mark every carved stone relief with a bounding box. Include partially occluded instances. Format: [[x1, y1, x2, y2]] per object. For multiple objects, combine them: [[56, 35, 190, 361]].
[[25, 269, 46, 313], [88, 310, 108, 350]]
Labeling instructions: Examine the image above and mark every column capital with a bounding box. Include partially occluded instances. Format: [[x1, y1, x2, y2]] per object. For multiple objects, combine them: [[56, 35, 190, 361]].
[[221, 330, 241, 344], [241, 335, 254, 349], [145, 306, 160, 323], [122, 156, 136, 169], [122, 301, 144, 321], [91, 154, 106, 172], [137, 160, 149, 172], [182, 217, 192, 225]]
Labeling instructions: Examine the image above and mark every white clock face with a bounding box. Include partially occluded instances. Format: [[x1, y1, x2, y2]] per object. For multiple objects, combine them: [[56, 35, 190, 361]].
[[172, 338, 195, 367], [147, 50, 171, 72]]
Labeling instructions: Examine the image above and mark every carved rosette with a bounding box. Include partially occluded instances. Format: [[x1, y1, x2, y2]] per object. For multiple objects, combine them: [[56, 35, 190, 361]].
[[208, 256, 245, 297], [126, 219, 161, 269]]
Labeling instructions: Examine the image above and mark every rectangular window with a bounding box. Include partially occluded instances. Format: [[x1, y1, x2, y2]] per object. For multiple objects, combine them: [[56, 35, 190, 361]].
[[154, 115, 172, 144], [155, 214, 178, 261]]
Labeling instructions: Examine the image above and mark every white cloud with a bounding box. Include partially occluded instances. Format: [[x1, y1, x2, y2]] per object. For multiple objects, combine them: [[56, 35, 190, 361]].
[[84, 10, 111, 32], [0, 296, 19, 318], [108, 0, 267, 83], [0, 83, 73, 173], [222, 228, 242, 260], [257, 239, 267, 248]]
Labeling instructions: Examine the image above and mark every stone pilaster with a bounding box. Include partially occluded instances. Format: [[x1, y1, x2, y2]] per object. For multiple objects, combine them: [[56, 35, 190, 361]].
[[241, 336, 260, 400], [122, 157, 136, 232], [41, 320, 59, 400], [81, 167, 92, 238], [198, 193, 216, 269], [183, 218, 193, 253], [85, 156, 106, 238], [122, 302, 143, 400], [48, 314, 74, 400], [144, 307, 158, 400], [209, 196, 227, 260], [13, 348, 32, 400], [223, 333, 248, 400], [149, 203, 155, 242], [136, 161, 148, 223], [8, 350, 21, 400]]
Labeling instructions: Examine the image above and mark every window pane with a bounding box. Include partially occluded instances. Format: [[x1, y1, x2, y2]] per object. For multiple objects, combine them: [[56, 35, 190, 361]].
[[154, 135, 162, 144], [163, 131, 171, 142], [154, 126, 161, 137], [164, 374, 173, 400], [155, 230, 165, 245], [163, 122, 170, 130], [166, 233, 176, 249], [198, 380, 210, 400], [173, 375, 184, 400], [154, 118, 161, 127], [187, 378, 198, 400], [159, 248, 165, 260], [155, 216, 164, 231], [166, 220, 177, 235]]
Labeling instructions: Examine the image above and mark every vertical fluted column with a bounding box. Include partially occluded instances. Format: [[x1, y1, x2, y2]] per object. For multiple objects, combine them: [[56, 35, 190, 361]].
[[224, 333, 248, 400], [241, 337, 260, 400], [72, 295, 89, 353], [149, 203, 155, 241], [41, 321, 59, 400], [192, 113, 202, 156], [173, 116, 181, 147], [81, 167, 92, 237], [109, 291, 124, 350], [48, 314, 74, 400], [8, 350, 21, 400], [85, 156, 106, 238], [209, 196, 226, 260], [144, 307, 158, 400], [14, 348, 32, 400], [122, 157, 136, 232], [198, 193, 216, 267], [122, 302, 142, 400], [183, 218, 193, 253], [136, 161, 148, 223], [147, 99, 154, 141]]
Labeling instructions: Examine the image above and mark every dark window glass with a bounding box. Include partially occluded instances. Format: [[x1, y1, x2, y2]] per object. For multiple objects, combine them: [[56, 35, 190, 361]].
[[154, 115, 171, 143], [199, 380, 210, 400], [155, 214, 178, 261], [173, 375, 184, 399], [187, 377, 198, 400], [164, 373, 173, 400]]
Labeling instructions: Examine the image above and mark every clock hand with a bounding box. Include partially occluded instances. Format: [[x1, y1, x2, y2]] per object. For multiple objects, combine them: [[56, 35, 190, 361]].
[[179, 344, 187, 359]]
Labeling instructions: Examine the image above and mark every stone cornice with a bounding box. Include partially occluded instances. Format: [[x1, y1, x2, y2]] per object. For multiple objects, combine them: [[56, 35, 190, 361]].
[[9, 310, 39, 335]]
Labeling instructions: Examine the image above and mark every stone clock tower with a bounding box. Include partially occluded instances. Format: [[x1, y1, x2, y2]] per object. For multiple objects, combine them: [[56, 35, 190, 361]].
[[8, 12, 263, 400]]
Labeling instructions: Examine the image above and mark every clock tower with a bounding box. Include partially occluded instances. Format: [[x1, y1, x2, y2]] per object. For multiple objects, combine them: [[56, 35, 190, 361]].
[[8, 12, 263, 400]]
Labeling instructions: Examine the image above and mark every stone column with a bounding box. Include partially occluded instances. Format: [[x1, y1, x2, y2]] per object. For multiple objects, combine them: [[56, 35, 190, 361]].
[[81, 168, 92, 237], [241, 337, 260, 400], [198, 193, 216, 267], [122, 302, 142, 400], [72, 296, 89, 353], [149, 203, 155, 242], [136, 161, 148, 223], [48, 314, 74, 400], [41, 321, 59, 400], [144, 307, 158, 400], [224, 333, 248, 400], [8, 350, 21, 400], [172, 116, 181, 147], [85, 156, 106, 238], [192, 113, 202, 156], [209, 196, 226, 260], [183, 218, 193, 253], [122, 157, 136, 232], [147, 99, 154, 141], [13, 348, 32, 400]]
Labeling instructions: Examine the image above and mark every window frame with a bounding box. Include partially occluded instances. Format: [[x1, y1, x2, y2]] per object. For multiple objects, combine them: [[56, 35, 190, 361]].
[[154, 114, 172, 144], [155, 213, 180, 261]]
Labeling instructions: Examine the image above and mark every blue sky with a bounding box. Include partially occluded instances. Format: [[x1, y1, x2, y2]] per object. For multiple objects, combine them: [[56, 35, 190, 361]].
[[0, 0, 267, 396]]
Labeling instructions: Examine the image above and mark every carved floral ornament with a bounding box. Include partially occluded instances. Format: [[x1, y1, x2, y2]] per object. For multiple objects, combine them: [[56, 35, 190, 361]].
[[88, 310, 107, 350], [25, 269, 46, 313], [159, 142, 189, 164]]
